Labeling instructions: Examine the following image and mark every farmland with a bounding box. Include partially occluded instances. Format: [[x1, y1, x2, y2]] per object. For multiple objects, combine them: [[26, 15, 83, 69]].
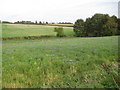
[[2, 24, 119, 88], [2, 24, 74, 38]]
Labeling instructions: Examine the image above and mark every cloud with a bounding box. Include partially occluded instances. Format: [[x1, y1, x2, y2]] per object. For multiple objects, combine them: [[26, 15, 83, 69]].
[[0, 0, 118, 22]]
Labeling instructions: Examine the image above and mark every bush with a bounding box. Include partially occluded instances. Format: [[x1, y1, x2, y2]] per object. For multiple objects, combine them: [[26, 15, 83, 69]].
[[54, 27, 65, 37]]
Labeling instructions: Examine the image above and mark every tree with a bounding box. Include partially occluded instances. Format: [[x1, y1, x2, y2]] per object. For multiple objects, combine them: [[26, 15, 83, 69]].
[[102, 16, 117, 36], [73, 19, 85, 37], [35, 21, 38, 24], [46, 22, 48, 24], [111, 15, 118, 23], [84, 17, 95, 36], [90, 14, 117, 36], [73, 13, 118, 37], [117, 18, 120, 35], [39, 21, 42, 25], [86, 14, 109, 36]]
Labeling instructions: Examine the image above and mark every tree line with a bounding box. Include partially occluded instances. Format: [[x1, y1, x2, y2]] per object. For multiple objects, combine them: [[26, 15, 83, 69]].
[[14, 21, 49, 25], [2, 21, 73, 25], [74, 13, 119, 37], [58, 22, 73, 24]]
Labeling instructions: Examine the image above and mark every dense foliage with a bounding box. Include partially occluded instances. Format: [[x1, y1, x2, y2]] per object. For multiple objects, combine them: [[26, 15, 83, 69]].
[[117, 18, 120, 35], [74, 14, 118, 37], [74, 19, 85, 37]]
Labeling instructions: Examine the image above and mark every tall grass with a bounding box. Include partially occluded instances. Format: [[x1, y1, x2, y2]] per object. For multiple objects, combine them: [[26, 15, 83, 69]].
[[2, 36, 119, 88]]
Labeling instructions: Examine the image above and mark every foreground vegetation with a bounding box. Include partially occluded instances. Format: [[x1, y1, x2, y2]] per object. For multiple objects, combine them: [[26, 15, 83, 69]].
[[2, 36, 119, 88]]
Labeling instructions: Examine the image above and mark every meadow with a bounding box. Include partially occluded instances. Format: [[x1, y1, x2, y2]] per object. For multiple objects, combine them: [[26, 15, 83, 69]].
[[2, 23, 119, 88], [2, 35, 119, 88], [2, 24, 74, 38]]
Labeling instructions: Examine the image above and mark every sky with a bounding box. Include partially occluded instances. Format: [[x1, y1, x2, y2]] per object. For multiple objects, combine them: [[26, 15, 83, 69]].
[[0, 0, 119, 23]]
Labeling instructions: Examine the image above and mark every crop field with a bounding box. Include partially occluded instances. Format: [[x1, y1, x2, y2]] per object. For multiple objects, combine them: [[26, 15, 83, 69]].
[[2, 24, 74, 38], [47, 24, 74, 27], [2, 36, 119, 88]]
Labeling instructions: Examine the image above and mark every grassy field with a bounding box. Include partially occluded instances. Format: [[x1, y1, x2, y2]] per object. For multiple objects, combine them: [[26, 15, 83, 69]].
[[48, 24, 74, 27], [2, 24, 74, 38], [2, 36, 119, 88]]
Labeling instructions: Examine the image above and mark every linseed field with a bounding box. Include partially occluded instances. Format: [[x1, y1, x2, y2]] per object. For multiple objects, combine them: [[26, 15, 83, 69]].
[[2, 24, 119, 88]]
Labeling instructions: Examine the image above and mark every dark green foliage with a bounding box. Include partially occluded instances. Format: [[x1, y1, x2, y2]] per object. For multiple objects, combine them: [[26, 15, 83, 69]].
[[2, 21, 12, 24], [74, 13, 118, 37], [86, 14, 108, 36], [111, 15, 118, 23], [117, 18, 120, 35], [14, 21, 48, 25], [14, 21, 35, 24], [39, 21, 42, 25], [102, 16, 117, 36], [54, 27, 65, 37], [74, 19, 85, 37], [46, 22, 48, 24]]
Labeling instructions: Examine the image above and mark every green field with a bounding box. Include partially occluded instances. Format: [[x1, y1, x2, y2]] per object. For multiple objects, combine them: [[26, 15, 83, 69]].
[[2, 36, 119, 88], [2, 24, 74, 38]]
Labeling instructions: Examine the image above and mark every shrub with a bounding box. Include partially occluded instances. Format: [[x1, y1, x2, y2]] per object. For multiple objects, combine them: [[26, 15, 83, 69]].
[[54, 27, 65, 37]]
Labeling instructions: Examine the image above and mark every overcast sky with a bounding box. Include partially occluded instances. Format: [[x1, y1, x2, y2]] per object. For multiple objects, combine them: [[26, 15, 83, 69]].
[[0, 0, 119, 23]]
